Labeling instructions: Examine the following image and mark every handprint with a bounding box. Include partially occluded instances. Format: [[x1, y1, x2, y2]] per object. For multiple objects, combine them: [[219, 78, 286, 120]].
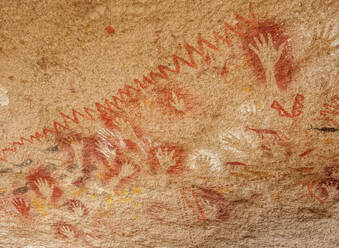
[[96, 139, 116, 163], [301, 21, 338, 64], [220, 128, 259, 159], [249, 33, 286, 70], [0, 198, 11, 215], [169, 91, 186, 112], [118, 161, 136, 179], [57, 133, 83, 168], [62, 134, 80, 146], [12, 197, 30, 216], [249, 33, 286, 92], [111, 161, 136, 191], [114, 118, 139, 144], [69, 200, 88, 219], [60, 225, 76, 239], [194, 154, 216, 174], [189, 149, 222, 173], [315, 179, 338, 202], [156, 148, 178, 172], [322, 183, 339, 201], [35, 178, 54, 200], [316, 95, 339, 128]]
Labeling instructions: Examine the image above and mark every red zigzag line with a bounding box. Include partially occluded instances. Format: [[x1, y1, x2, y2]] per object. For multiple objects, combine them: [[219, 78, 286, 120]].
[[0, 3, 256, 163]]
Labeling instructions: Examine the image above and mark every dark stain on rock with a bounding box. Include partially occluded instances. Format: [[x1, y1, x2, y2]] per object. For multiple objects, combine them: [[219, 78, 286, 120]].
[[297, 207, 332, 221], [13, 185, 29, 195], [45, 145, 59, 153], [15, 158, 33, 167], [0, 168, 13, 174], [311, 126, 339, 133]]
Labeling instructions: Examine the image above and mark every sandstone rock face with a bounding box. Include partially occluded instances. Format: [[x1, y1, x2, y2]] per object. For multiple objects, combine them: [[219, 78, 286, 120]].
[[0, 0, 338, 247]]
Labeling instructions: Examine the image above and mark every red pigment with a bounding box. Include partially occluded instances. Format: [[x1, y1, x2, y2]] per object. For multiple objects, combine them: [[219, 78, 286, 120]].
[[148, 143, 185, 175], [197, 187, 231, 221], [221, 62, 228, 76], [105, 25, 115, 35], [26, 166, 63, 202], [67, 199, 89, 216], [271, 93, 305, 118], [113, 158, 141, 191], [153, 83, 196, 115], [12, 197, 30, 216], [54, 222, 77, 239], [241, 20, 294, 91], [81, 135, 121, 182]]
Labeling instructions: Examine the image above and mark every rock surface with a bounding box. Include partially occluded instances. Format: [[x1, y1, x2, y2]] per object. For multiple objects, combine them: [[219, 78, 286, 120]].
[[0, 0, 338, 247]]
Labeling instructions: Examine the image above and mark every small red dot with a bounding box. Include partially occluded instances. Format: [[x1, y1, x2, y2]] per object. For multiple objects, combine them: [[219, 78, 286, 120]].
[[105, 25, 115, 35]]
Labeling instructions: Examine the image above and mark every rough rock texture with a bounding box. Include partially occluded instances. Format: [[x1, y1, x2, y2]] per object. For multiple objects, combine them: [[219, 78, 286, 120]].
[[0, 0, 338, 247]]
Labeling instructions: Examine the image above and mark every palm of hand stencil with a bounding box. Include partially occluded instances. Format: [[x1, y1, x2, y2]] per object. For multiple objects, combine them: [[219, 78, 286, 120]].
[[156, 148, 178, 173], [69, 200, 88, 220], [35, 178, 54, 200], [118, 161, 136, 179], [12, 198, 30, 216], [115, 118, 139, 144], [60, 226, 76, 239], [304, 22, 338, 62], [249, 33, 286, 93], [220, 128, 259, 159], [195, 154, 218, 174]]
